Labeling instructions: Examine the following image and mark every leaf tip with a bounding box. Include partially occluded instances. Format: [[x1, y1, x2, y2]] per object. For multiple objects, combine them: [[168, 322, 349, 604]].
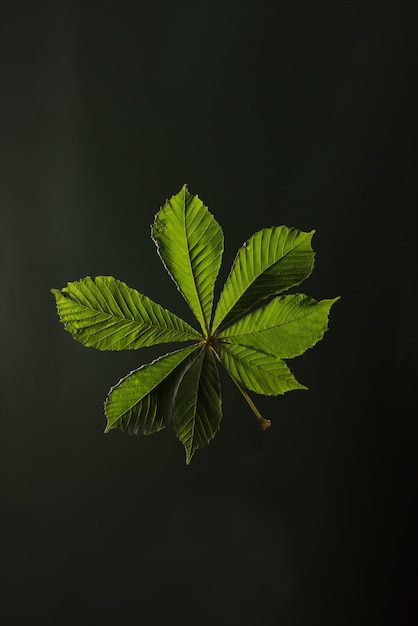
[[104, 420, 115, 434], [51, 287, 64, 302], [327, 296, 341, 312]]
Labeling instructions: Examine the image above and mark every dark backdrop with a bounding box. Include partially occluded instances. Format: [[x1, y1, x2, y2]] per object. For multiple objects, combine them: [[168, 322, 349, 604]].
[[1, 2, 417, 625]]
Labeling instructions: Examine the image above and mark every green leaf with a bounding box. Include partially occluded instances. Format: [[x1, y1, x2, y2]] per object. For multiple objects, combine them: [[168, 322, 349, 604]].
[[217, 341, 307, 395], [104, 344, 200, 434], [173, 347, 222, 464], [218, 294, 340, 358], [152, 184, 224, 336], [52, 184, 340, 463], [52, 276, 201, 350], [211, 226, 315, 333]]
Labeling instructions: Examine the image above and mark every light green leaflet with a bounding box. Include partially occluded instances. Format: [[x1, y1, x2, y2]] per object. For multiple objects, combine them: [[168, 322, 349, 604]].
[[52, 276, 201, 350], [52, 184, 340, 464], [152, 184, 224, 336], [211, 226, 315, 333], [218, 295, 339, 358]]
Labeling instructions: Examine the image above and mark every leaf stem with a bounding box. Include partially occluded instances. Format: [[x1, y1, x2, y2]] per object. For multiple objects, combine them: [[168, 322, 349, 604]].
[[209, 343, 222, 362], [230, 375, 271, 430], [209, 341, 271, 430]]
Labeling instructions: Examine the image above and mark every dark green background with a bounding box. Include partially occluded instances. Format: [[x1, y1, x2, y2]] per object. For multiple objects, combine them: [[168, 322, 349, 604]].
[[1, 2, 417, 624]]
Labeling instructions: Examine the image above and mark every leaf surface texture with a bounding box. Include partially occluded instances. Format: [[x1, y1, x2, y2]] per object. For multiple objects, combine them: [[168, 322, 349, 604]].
[[217, 342, 307, 395], [173, 348, 222, 464], [212, 226, 315, 332], [105, 344, 200, 433], [152, 184, 224, 335], [219, 294, 339, 357], [52, 276, 200, 350]]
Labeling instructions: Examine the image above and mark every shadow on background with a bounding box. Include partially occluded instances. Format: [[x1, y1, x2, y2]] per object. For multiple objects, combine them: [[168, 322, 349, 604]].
[[0, 2, 417, 625]]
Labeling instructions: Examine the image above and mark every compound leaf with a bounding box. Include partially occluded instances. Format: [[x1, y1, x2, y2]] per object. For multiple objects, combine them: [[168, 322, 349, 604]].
[[152, 184, 224, 336], [219, 294, 339, 358], [52, 276, 201, 350], [105, 344, 200, 434], [211, 226, 315, 333], [173, 347, 222, 464], [217, 341, 307, 395], [52, 184, 340, 464]]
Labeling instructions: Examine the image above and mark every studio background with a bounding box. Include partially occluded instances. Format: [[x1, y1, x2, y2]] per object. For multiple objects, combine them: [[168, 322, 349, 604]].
[[1, 2, 417, 625]]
